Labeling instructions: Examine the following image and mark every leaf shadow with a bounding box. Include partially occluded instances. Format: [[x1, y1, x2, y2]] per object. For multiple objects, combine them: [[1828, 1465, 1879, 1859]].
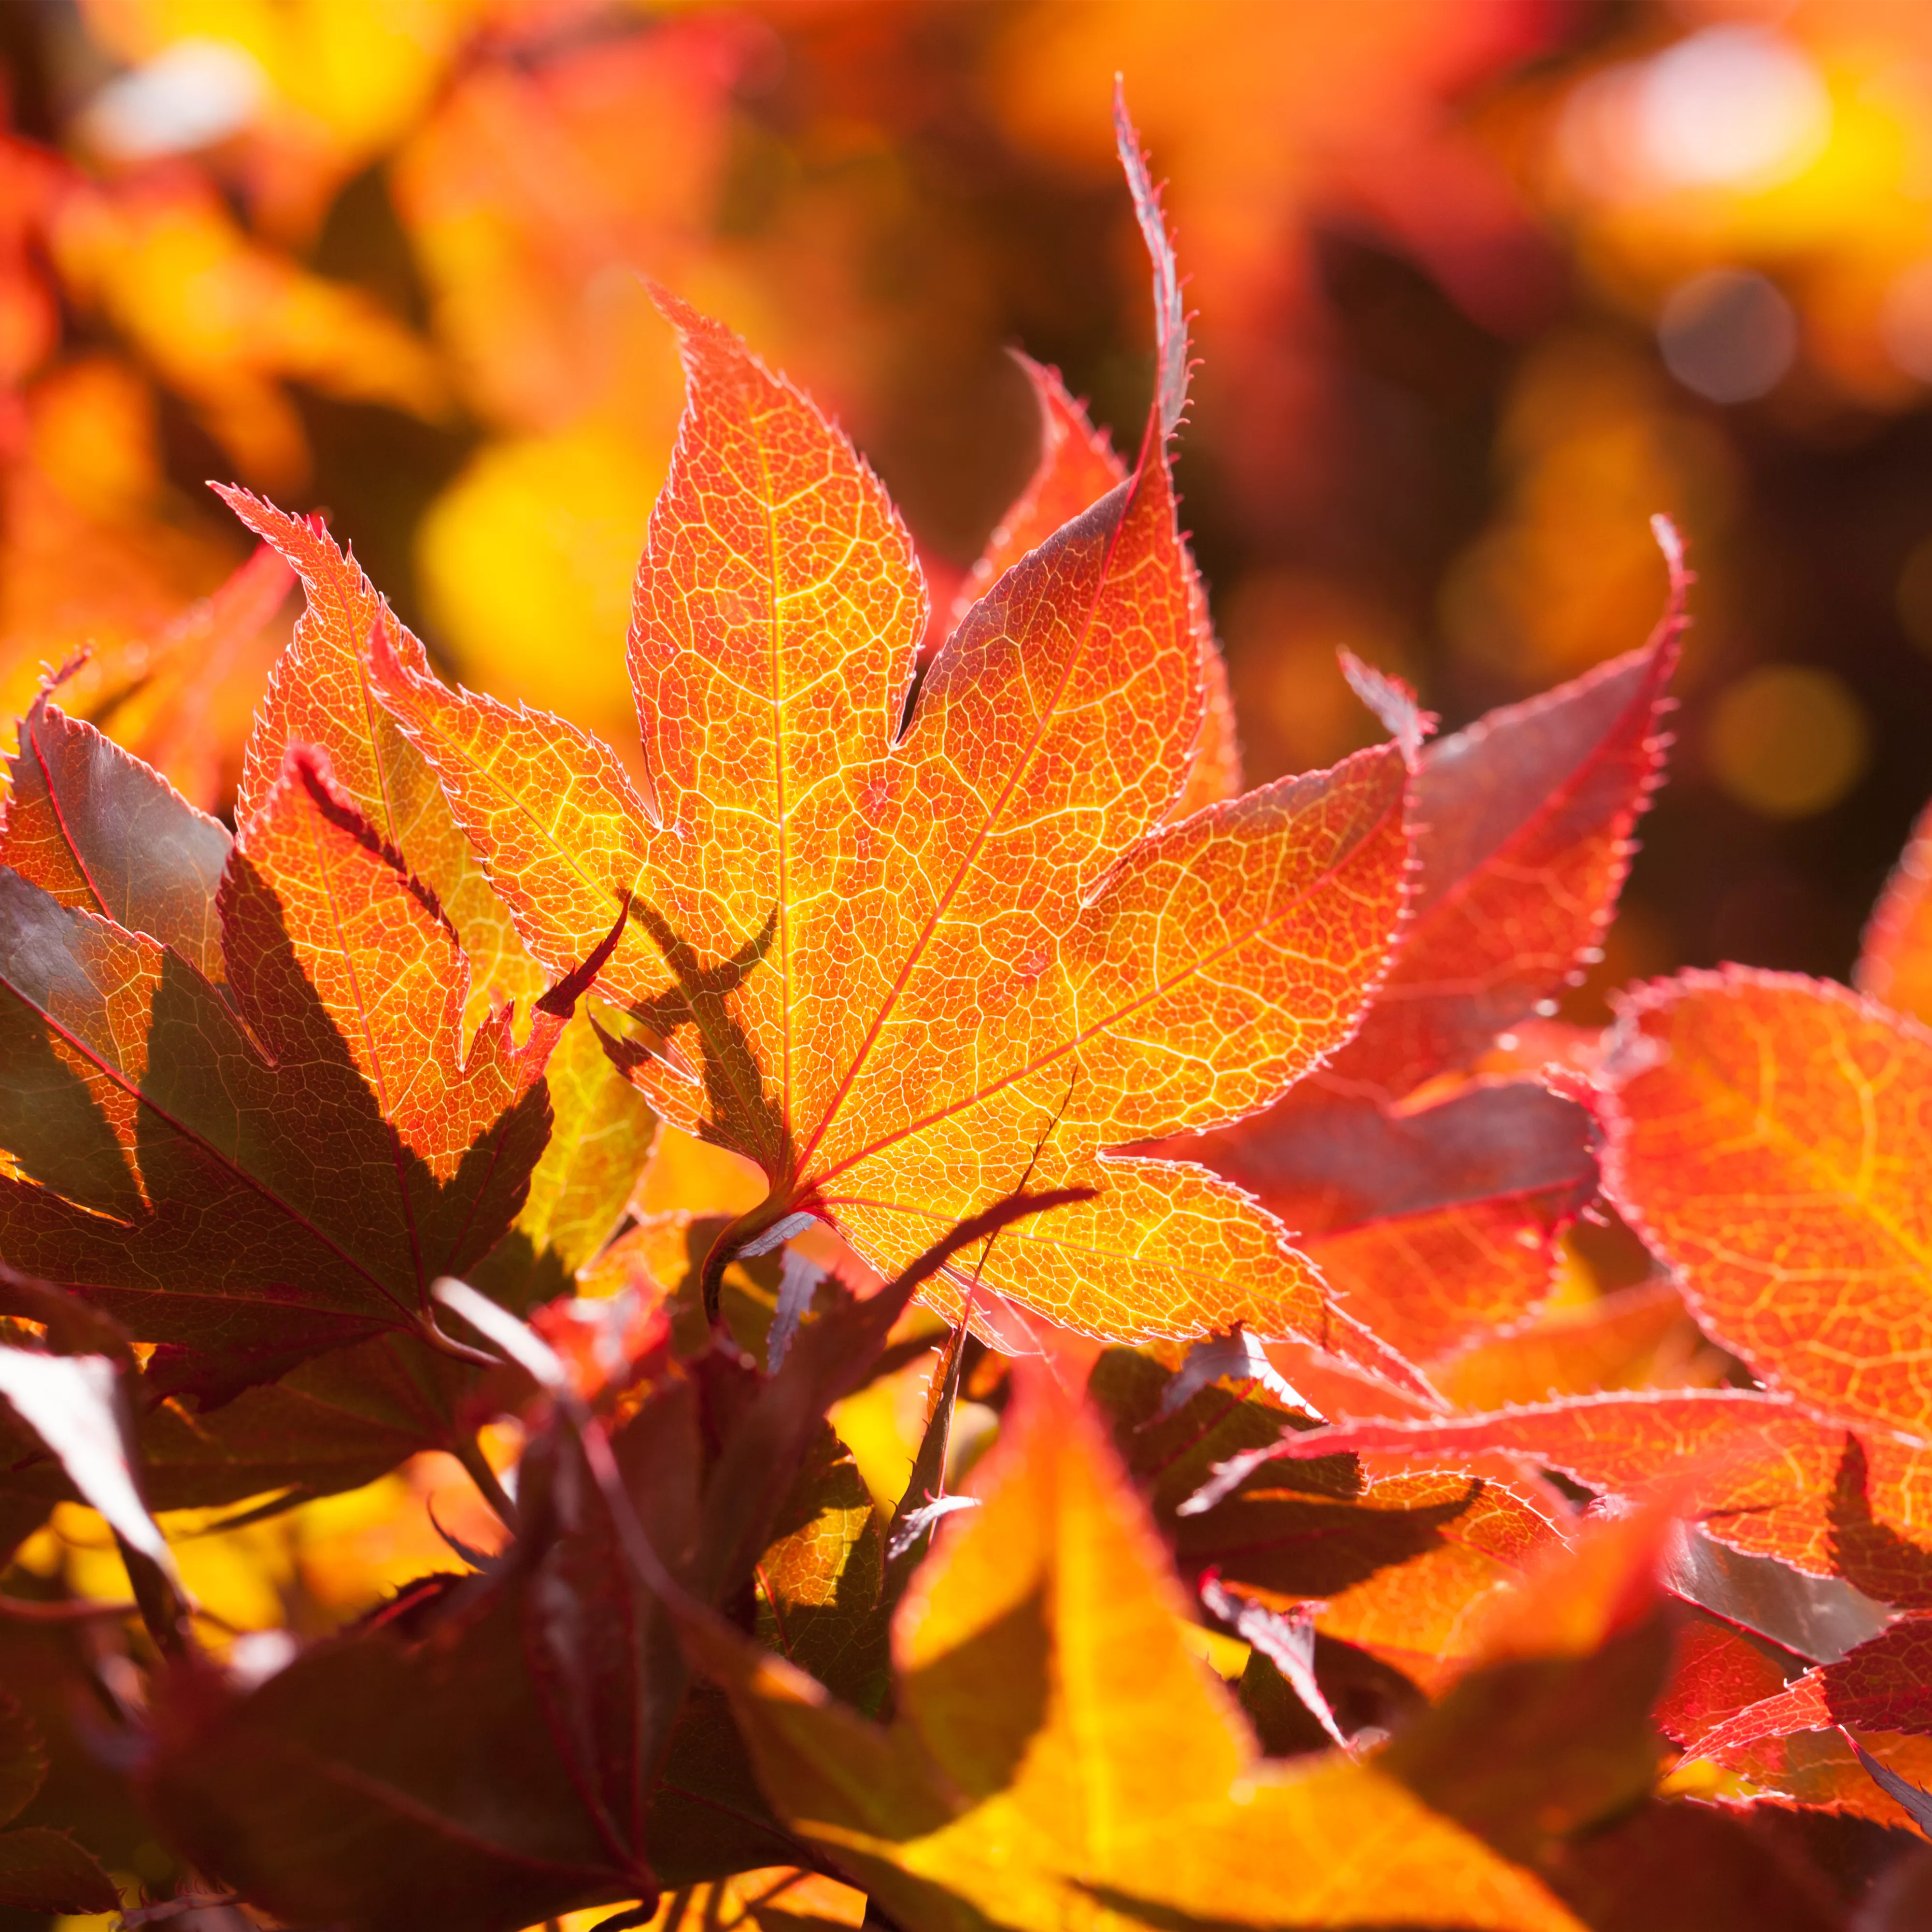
[[0, 863, 553, 1409], [1174, 1485, 1485, 1602], [1827, 1435, 1932, 1610], [599, 899, 792, 1186]]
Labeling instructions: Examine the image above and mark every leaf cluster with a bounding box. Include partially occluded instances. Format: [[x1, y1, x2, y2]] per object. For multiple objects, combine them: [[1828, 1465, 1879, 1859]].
[[6, 92, 1932, 1932]]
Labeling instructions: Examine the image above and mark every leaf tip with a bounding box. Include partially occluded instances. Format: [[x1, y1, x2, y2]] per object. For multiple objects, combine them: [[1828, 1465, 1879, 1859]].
[[1112, 79, 1189, 444], [1338, 648, 1434, 762]]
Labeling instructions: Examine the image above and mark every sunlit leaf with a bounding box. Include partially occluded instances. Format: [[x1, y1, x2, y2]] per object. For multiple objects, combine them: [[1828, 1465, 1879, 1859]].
[[1689, 1616, 1932, 1755], [1603, 968, 1932, 1444], [683, 1367, 1585, 1932], [1174, 1079, 1598, 1364], [1318, 559, 1681, 1100], [1208, 1390, 1932, 1607], [1433, 1278, 1723, 1412], [359, 112, 1416, 1364], [1860, 799, 1932, 1025], [0, 726, 585, 1402]]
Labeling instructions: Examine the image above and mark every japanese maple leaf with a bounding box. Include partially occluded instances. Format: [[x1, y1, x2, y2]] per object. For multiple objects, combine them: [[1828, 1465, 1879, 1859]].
[[361, 96, 1416, 1368], [949, 349, 1245, 822], [681, 1366, 1585, 1932], [1602, 968, 1932, 1446], [1089, 1350, 1563, 1693], [0, 693, 602, 1403], [1210, 1390, 1932, 1608], [1169, 1079, 1599, 1366], [1858, 796, 1932, 1026], [1689, 1615, 1932, 1756], [1137, 534, 1678, 1365], [209, 488, 659, 1307]]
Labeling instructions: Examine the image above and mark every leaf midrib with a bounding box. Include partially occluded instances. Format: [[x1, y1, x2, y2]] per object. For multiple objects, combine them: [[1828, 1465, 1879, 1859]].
[[792, 478, 1145, 1181], [813, 756, 1397, 1189]]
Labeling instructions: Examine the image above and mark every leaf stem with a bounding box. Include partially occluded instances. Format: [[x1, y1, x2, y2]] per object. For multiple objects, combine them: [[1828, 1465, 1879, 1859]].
[[453, 1431, 520, 1534], [417, 1309, 513, 1371], [0, 1592, 138, 1622]]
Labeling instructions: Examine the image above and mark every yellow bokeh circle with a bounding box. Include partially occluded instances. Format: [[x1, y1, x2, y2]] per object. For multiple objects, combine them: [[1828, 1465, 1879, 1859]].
[[1706, 663, 1870, 817]]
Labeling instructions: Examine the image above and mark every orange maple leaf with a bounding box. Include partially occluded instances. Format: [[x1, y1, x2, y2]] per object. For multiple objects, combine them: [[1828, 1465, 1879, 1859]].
[[1858, 798, 1932, 1028], [1602, 968, 1932, 1446], [355, 97, 1419, 1370]]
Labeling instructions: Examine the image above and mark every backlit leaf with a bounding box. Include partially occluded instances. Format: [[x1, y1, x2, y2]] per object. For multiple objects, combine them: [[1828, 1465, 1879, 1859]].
[[1654, 1609, 1801, 1750], [1858, 798, 1932, 1026], [953, 353, 1242, 818], [1316, 550, 1682, 1100], [219, 488, 545, 1030], [753, 1422, 889, 1717], [684, 1366, 1585, 1932], [1433, 1279, 1723, 1412], [0, 732, 580, 1402], [1382, 1504, 1673, 1867], [0, 1346, 173, 1584], [1095, 1342, 1563, 1692], [1690, 1617, 1932, 1755], [1174, 1079, 1598, 1364], [2, 683, 231, 978], [1602, 968, 1932, 1444], [1209, 1391, 1932, 1606], [359, 115, 1414, 1361]]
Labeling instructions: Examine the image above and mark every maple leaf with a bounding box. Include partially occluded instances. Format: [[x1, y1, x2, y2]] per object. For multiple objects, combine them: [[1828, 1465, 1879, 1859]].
[[143, 1419, 689, 1932], [1, 494, 653, 1473], [682, 1365, 1586, 1932], [1203, 1390, 1932, 1607], [1092, 1347, 1563, 1692], [1601, 967, 1932, 1445], [1688, 1615, 1932, 1755], [952, 351, 1244, 820], [753, 1421, 890, 1715], [222, 486, 661, 1318], [1857, 797, 1932, 1026], [355, 97, 1418, 1368], [1170, 1078, 1599, 1364], [0, 696, 598, 1404], [143, 1191, 1057, 1931], [0, 1689, 117, 1917], [1379, 1503, 1676, 1870], [216, 488, 546, 1034], [1656, 1610, 1932, 1834], [1297, 522, 1684, 1104], [1430, 1278, 1721, 1413], [0, 535, 294, 814], [1654, 1607, 1804, 1752], [1140, 554, 1677, 1371]]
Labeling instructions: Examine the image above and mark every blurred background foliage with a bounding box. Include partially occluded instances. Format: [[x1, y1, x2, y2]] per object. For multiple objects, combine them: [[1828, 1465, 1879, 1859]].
[[6, 0, 1932, 1001]]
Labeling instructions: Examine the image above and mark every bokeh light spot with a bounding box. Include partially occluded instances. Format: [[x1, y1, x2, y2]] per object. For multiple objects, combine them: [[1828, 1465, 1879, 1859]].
[[1659, 269, 1797, 402], [1881, 260, 1932, 384], [1897, 534, 1932, 653], [77, 37, 268, 161], [1634, 26, 1831, 189], [1707, 664, 1870, 819]]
